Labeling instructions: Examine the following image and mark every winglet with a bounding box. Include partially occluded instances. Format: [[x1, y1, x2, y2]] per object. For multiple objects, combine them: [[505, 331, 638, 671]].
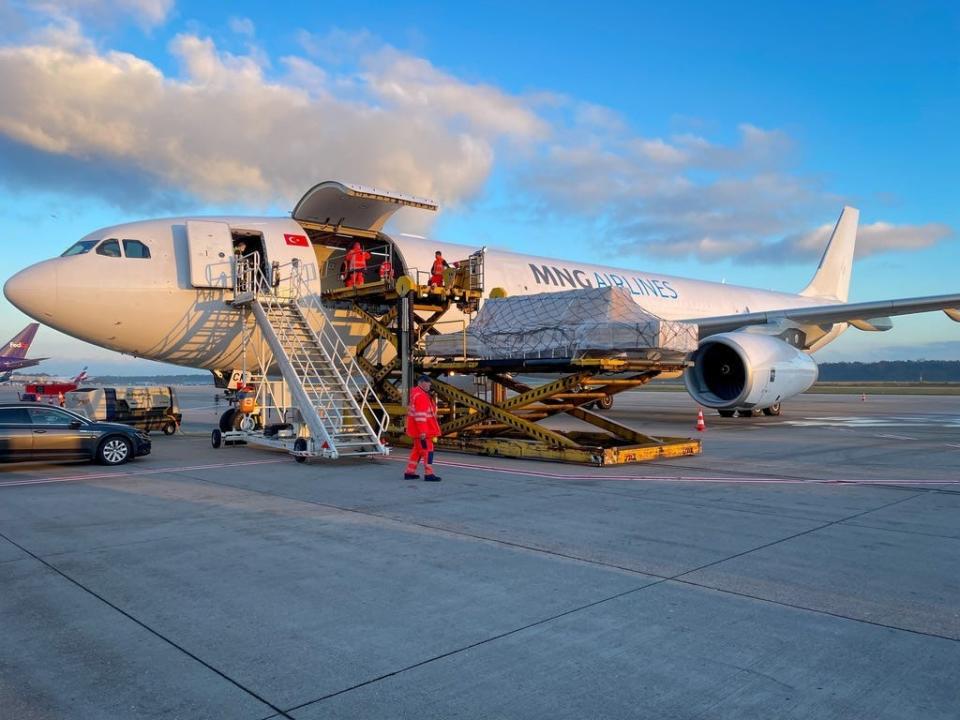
[[945, 308, 960, 323], [800, 206, 859, 302]]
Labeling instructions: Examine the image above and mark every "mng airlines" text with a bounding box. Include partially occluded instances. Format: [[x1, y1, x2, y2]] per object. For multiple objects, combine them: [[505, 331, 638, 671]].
[[528, 264, 679, 299]]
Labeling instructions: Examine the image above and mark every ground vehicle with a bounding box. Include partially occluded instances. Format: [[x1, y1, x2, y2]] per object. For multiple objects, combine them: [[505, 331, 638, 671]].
[[0, 403, 151, 465], [65, 386, 181, 435]]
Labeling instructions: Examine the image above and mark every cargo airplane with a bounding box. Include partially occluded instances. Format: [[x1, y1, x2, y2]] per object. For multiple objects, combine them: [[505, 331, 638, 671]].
[[4, 181, 959, 416], [0, 323, 45, 382]]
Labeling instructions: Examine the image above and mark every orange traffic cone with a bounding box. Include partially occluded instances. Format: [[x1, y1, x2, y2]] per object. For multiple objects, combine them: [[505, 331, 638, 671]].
[[696, 408, 706, 432]]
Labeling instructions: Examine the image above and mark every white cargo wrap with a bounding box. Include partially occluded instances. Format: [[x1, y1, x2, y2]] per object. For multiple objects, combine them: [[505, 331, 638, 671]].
[[425, 287, 699, 360]]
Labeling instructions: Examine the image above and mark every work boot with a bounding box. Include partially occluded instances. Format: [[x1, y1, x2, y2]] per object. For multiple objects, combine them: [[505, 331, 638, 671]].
[[403, 472, 419, 480], [423, 474, 442, 482]]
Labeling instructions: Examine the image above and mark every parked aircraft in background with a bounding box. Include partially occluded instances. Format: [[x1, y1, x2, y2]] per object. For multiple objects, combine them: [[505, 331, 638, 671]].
[[0, 323, 45, 382], [4, 181, 959, 416]]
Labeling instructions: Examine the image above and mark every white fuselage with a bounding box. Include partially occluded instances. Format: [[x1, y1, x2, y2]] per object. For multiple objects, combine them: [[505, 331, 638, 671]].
[[4, 216, 834, 373]]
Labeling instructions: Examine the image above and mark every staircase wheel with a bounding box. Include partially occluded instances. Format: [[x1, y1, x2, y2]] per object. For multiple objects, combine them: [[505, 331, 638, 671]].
[[211, 428, 222, 448], [293, 437, 308, 463]]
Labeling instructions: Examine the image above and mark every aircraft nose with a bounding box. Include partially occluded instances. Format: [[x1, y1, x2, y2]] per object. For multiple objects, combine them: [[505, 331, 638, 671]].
[[4, 260, 59, 322]]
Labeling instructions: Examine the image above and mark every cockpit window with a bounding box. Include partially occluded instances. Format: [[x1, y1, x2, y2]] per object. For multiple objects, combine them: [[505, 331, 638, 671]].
[[61, 240, 99, 257], [122, 239, 151, 258], [96, 239, 122, 257]]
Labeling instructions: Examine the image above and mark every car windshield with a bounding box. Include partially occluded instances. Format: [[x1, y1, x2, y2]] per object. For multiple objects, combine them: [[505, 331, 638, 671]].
[[61, 240, 99, 257]]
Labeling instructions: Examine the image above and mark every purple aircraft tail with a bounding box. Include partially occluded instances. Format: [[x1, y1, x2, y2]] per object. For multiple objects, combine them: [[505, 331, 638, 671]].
[[2, 323, 39, 359]]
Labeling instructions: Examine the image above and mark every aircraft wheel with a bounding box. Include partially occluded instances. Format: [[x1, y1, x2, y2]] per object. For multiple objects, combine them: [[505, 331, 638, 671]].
[[211, 428, 222, 448], [737, 408, 759, 418], [219, 408, 237, 432], [293, 437, 308, 463], [763, 402, 782, 416], [718, 409, 736, 418]]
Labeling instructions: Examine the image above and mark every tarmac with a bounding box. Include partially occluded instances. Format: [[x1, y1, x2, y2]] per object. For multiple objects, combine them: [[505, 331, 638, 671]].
[[1, 386, 958, 719]]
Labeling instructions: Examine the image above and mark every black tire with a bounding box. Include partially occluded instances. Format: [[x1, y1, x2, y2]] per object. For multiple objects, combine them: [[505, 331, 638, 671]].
[[218, 408, 237, 432], [293, 437, 308, 463], [737, 408, 759, 418], [595, 395, 614, 411], [211, 428, 222, 449], [718, 409, 736, 418], [162, 421, 177, 435], [97, 435, 132, 465], [763, 402, 782, 416]]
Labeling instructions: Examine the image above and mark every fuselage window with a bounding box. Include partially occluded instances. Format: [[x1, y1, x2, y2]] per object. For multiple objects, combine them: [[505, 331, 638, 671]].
[[61, 240, 99, 257], [96, 239, 122, 258], [123, 239, 151, 258]]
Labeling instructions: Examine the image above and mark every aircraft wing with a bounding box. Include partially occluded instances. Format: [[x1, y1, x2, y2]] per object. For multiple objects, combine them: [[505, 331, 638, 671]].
[[688, 292, 960, 335]]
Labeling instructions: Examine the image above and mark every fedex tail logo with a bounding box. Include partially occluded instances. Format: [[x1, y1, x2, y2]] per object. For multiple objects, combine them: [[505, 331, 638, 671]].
[[9, 342, 25, 349]]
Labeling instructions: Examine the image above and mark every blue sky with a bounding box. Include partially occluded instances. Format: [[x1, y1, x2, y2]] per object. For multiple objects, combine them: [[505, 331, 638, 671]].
[[0, 0, 957, 374]]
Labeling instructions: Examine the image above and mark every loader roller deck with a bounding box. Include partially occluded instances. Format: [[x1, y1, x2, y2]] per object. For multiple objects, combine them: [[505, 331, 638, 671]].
[[323, 279, 701, 466]]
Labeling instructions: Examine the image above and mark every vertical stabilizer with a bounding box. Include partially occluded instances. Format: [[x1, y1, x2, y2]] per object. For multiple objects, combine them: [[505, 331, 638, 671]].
[[800, 207, 858, 302], [2, 323, 39, 359]]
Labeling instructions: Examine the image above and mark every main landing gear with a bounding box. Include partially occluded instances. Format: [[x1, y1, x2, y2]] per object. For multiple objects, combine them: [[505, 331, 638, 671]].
[[718, 401, 782, 418]]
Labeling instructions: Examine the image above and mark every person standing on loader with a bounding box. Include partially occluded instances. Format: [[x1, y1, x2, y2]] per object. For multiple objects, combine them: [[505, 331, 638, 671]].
[[344, 241, 371, 287], [404, 375, 442, 482]]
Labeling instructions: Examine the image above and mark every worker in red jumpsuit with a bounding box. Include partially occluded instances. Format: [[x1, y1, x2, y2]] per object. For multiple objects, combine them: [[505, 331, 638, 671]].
[[379, 258, 394, 282], [344, 242, 371, 287], [404, 374, 442, 481], [429, 250, 450, 287]]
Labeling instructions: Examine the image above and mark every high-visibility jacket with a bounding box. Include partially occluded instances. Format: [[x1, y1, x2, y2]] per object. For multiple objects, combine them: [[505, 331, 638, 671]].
[[346, 247, 371, 272], [406, 386, 441, 438], [431, 256, 448, 275], [379, 260, 393, 278]]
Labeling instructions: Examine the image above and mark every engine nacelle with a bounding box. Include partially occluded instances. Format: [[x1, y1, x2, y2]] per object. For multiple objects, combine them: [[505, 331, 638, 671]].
[[684, 332, 818, 410]]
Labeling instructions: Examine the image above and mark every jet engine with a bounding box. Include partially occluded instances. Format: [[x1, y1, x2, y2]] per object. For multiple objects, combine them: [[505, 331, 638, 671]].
[[684, 332, 818, 413]]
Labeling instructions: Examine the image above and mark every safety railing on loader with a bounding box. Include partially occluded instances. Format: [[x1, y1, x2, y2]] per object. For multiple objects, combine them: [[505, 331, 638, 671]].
[[233, 252, 389, 456]]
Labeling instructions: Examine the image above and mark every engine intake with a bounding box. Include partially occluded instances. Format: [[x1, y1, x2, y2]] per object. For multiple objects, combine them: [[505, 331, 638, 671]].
[[684, 332, 818, 410]]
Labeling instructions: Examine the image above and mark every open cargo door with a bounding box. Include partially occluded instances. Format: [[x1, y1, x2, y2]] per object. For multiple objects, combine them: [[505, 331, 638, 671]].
[[292, 181, 438, 237], [187, 220, 234, 288]]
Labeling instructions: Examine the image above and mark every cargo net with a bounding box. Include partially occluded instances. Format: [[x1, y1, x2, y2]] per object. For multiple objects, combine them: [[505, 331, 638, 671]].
[[425, 286, 699, 360]]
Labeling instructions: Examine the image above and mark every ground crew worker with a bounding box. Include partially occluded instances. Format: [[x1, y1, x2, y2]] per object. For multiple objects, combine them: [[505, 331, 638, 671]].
[[429, 250, 449, 287], [344, 242, 371, 287], [404, 374, 442, 482], [57, 391, 65, 407], [379, 257, 394, 281]]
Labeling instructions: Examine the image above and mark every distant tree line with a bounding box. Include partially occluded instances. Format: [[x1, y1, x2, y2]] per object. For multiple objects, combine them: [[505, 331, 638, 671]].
[[819, 361, 960, 382], [85, 374, 212, 385]]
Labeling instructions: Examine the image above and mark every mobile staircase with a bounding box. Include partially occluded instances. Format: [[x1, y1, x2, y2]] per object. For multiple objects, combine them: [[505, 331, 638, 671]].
[[228, 254, 389, 460]]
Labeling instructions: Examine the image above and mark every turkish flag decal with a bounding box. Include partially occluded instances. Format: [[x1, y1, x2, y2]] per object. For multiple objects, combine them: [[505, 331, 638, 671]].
[[284, 233, 309, 247]]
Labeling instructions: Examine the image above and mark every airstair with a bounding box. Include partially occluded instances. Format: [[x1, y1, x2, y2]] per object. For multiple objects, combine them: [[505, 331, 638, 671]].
[[230, 254, 389, 459]]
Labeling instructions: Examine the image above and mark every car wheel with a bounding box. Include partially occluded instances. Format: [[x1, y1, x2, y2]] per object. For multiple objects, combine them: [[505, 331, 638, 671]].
[[718, 409, 736, 418], [211, 428, 222, 448], [293, 437, 308, 463], [162, 421, 177, 435], [98, 436, 132, 465], [219, 408, 238, 432], [763, 402, 782, 416]]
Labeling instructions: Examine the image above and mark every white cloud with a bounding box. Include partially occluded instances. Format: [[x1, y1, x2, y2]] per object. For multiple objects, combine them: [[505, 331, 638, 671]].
[[30, 0, 174, 29], [228, 16, 254, 37], [0, 14, 950, 258]]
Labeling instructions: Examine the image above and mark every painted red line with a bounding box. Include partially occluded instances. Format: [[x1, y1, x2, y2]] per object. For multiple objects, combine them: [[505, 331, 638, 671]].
[[387, 455, 960, 485], [0, 459, 287, 488]]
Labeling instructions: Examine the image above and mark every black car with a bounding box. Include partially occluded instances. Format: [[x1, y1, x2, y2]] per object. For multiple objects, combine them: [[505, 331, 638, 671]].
[[0, 403, 151, 465]]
